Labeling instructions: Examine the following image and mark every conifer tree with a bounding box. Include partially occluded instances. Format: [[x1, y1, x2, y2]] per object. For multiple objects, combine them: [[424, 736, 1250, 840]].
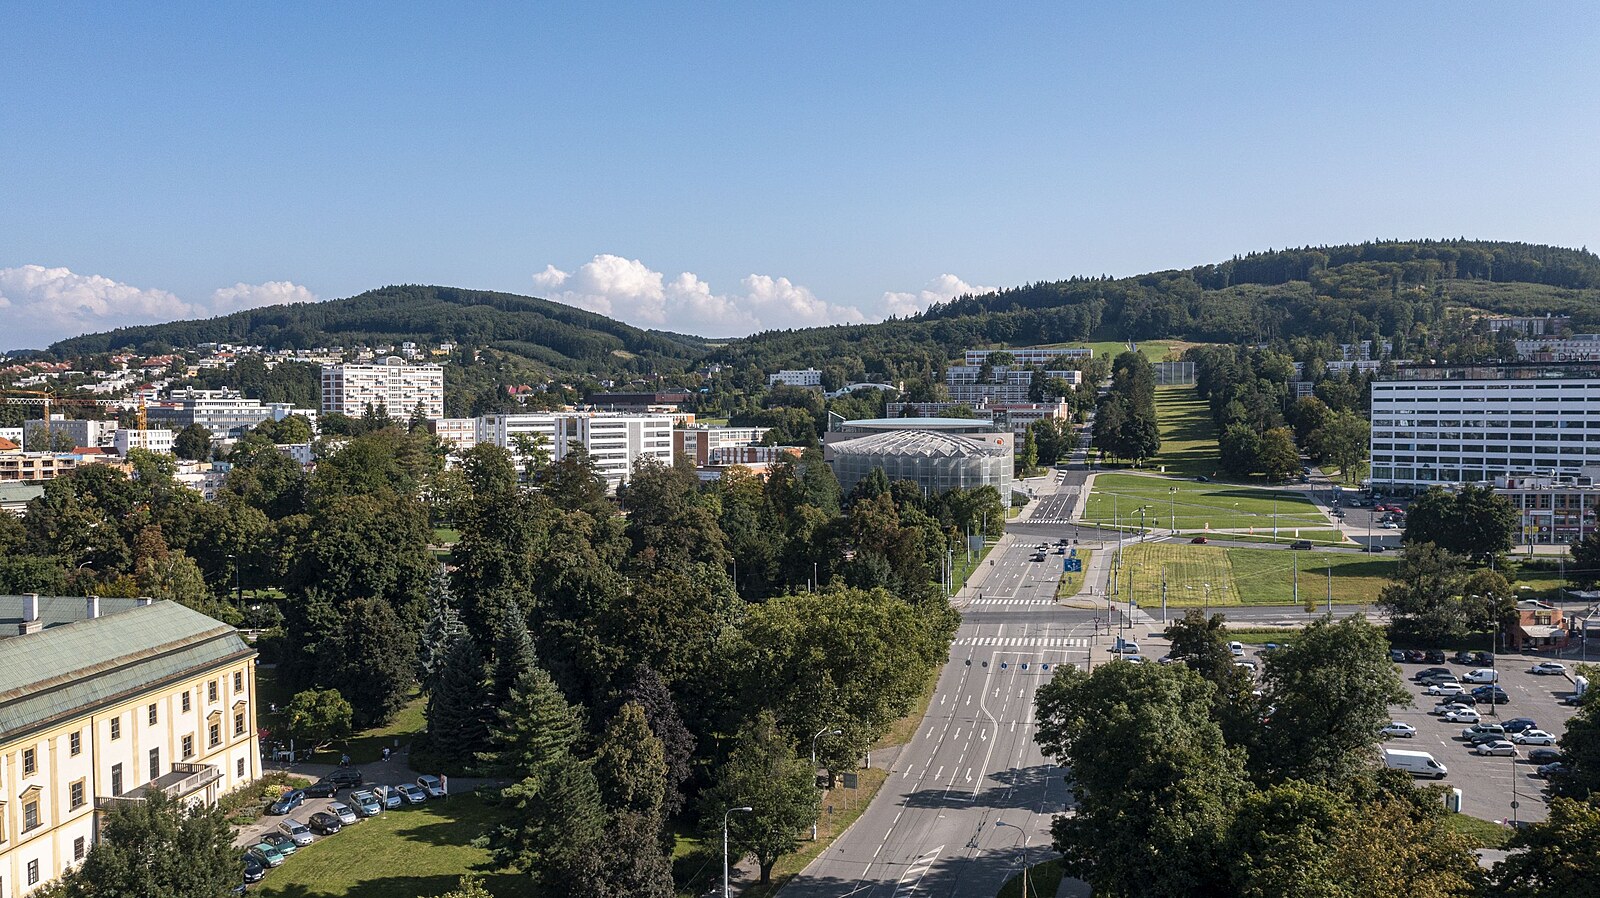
[[418, 565, 465, 687], [478, 663, 580, 779], [490, 596, 537, 710], [425, 633, 489, 765], [594, 702, 667, 818]]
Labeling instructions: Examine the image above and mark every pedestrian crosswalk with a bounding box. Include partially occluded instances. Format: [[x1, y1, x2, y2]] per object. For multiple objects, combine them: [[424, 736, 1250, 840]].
[[966, 598, 1055, 606], [955, 636, 1091, 648]]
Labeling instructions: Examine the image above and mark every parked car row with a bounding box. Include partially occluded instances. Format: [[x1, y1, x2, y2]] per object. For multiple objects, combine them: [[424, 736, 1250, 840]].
[[247, 772, 449, 888]]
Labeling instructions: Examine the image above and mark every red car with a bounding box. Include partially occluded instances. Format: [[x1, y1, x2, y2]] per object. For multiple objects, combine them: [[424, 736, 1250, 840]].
[[1191, 536, 1209, 544]]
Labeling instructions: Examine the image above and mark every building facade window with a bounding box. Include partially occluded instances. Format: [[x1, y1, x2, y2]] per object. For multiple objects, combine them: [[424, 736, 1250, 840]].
[[181, 691, 191, 712], [149, 748, 160, 781], [23, 799, 39, 831], [233, 671, 243, 692], [234, 712, 246, 736], [27, 859, 38, 885], [148, 703, 158, 726], [111, 763, 123, 796], [110, 718, 121, 740], [208, 680, 218, 703], [22, 748, 35, 776], [209, 721, 221, 748], [70, 780, 85, 810], [237, 758, 246, 778], [182, 735, 194, 759], [74, 836, 86, 861], [69, 731, 81, 756]]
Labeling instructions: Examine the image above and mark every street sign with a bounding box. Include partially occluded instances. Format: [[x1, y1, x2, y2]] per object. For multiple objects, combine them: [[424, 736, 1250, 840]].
[[842, 773, 859, 789]]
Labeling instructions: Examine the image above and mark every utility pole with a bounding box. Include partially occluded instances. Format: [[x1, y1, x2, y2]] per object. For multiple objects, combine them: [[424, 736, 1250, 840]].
[[1326, 563, 1333, 614], [1161, 576, 1168, 625], [1292, 549, 1298, 607]]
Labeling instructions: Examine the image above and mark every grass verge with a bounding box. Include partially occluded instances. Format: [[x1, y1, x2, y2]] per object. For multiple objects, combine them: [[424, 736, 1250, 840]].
[[1054, 549, 1093, 599], [997, 858, 1065, 898], [256, 669, 427, 767], [1447, 812, 1512, 849], [1086, 473, 1324, 532], [253, 791, 519, 898], [1224, 627, 1304, 644]]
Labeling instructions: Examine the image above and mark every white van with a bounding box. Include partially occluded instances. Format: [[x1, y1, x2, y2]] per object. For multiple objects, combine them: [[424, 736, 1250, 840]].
[[1229, 641, 1245, 657], [1383, 748, 1448, 779], [1463, 668, 1499, 684]]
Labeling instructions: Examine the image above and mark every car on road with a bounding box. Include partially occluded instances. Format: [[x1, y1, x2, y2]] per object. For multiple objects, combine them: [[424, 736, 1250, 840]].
[[1529, 661, 1568, 676], [417, 775, 447, 799], [1381, 722, 1417, 738], [1364, 545, 1386, 553], [1475, 740, 1517, 757], [268, 789, 304, 816], [1425, 682, 1464, 696], [260, 832, 298, 856], [307, 811, 343, 835], [1443, 707, 1481, 724], [349, 789, 382, 817], [277, 819, 314, 847], [1031, 552, 1045, 562], [1527, 748, 1563, 764], [1501, 717, 1538, 734], [328, 768, 364, 789], [1513, 730, 1557, 746], [247, 842, 286, 868], [1413, 667, 1452, 682], [396, 782, 428, 805], [1289, 540, 1314, 550], [1537, 761, 1571, 779], [242, 855, 267, 883], [1190, 536, 1209, 544], [328, 801, 358, 825]]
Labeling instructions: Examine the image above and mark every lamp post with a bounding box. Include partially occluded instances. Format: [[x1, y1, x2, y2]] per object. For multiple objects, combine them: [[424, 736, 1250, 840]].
[[810, 727, 842, 840], [1168, 486, 1178, 532], [724, 806, 753, 897], [995, 820, 1031, 897]]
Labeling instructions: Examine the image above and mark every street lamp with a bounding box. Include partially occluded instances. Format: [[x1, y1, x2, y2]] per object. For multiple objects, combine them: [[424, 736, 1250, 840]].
[[1168, 486, 1179, 532], [724, 806, 753, 897], [810, 727, 842, 840], [995, 820, 1031, 897]]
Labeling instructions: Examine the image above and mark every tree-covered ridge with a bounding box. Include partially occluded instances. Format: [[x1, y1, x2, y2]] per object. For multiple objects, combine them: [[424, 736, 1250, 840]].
[[48, 284, 708, 376], [712, 240, 1600, 382]]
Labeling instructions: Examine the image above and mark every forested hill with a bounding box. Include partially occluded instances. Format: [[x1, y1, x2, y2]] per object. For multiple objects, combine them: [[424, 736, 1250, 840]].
[[49, 284, 708, 376], [711, 240, 1600, 383]]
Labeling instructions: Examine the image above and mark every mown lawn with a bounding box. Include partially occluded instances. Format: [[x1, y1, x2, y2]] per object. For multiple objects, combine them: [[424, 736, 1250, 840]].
[[256, 669, 427, 766], [253, 792, 521, 898], [1085, 473, 1325, 533], [1116, 543, 1395, 608], [1054, 549, 1093, 599], [1147, 385, 1220, 479]]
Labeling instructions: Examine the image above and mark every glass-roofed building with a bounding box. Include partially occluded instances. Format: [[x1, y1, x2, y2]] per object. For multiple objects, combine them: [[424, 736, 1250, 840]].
[[824, 418, 1014, 505]]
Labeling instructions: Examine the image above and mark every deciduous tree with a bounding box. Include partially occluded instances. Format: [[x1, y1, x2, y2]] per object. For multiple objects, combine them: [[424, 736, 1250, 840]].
[[699, 711, 820, 884]]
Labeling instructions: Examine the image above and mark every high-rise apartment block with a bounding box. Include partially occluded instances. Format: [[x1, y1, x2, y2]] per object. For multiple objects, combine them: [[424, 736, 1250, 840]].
[[320, 358, 444, 419]]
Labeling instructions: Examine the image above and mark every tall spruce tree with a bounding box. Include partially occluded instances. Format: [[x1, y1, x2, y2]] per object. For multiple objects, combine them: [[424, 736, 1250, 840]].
[[419, 565, 466, 687], [595, 702, 667, 818], [478, 663, 581, 779], [425, 633, 489, 766], [490, 596, 537, 710]]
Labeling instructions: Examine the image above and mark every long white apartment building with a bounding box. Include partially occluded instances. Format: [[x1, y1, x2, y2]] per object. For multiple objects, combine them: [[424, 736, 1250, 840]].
[[962, 347, 1092, 366], [1369, 367, 1600, 491], [767, 368, 823, 387], [1515, 335, 1600, 362], [474, 413, 673, 491], [320, 358, 444, 419]]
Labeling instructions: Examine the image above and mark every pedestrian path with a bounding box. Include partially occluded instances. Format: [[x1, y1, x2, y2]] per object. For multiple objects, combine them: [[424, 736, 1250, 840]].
[[955, 636, 1091, 648], [966, 598, 1057, 606]]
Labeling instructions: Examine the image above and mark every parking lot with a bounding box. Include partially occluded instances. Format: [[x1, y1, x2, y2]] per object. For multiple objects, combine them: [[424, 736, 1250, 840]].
[[1386, 656, 1581, 824]]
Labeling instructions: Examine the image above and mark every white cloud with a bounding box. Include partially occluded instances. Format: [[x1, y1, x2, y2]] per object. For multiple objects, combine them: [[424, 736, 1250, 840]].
[[881, 273, 997, 318], [0, 265, 318, 349], [210, 280, 318, 314]]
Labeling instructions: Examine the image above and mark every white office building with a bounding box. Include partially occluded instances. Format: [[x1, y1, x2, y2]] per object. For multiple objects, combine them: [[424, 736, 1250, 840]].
[[114, 429, 176, 456], [1515, 335, 1600, 362], [767, 368, 824, 387], [475, 413, 673, 491], [428, 418, 480, 453], [962, 347, 1092, 366], [1369, 369, 1600, 491], [320, 358, 444, 419], [147, 388, 311, 438]]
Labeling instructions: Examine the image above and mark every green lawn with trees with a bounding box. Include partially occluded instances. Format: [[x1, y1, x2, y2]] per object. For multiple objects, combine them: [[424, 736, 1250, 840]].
[[1146, 385, 1220, 479]]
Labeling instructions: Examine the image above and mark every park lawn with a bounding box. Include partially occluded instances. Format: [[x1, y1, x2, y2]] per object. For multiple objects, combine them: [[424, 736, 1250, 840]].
[[1220, 529, 1350, 545], [1116, 543, 1396, 608], [1085, 473, 1325, 532], [997, 858, 1065, 898], [1147, 385, 1220, 479], [256, 669, 427, 766], [430, 527, 461, 546], [1024, 339, 1178, 362], [253, 792, 522, 898], [1447, 812, 1511, 849], [1053, 549, 1093, 599]]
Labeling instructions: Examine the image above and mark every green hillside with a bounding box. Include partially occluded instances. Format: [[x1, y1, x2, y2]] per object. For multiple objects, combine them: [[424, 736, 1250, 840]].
[[47, 284, 708, 377]]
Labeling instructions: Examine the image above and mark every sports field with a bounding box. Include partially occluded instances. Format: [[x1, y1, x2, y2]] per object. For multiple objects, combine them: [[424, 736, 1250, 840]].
[[1084, 473, 1327, 533], [1114, 542, 1396, 608]]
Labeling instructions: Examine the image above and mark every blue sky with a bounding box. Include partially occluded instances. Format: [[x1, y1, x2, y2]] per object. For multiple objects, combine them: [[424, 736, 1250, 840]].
[[2, 3, 1597, 348]]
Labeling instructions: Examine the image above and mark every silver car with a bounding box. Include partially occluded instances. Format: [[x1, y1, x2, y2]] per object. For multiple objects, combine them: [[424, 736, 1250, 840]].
[[327, 801, 358, 825], [277, 818, 314, 847], [1475, 740, 1517, 757]]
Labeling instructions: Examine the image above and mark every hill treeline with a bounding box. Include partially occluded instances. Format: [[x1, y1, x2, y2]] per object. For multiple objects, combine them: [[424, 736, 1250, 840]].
[[48, 284, 707, 377]]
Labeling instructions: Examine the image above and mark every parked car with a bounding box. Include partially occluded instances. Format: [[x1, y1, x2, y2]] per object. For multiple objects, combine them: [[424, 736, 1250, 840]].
[[1501, 717, 1539, 734], [1451, 651, 1477, 665], [1432, 700, 1473, 715], [1380, 521, 1399, 530], [1463, 668, 1499, 684], [1461, 723, 1506, 740], [1420, 673, 1460, 687], [1469, 731, 1510, 746], [1424, 650, 1446, 664], [1196, 475, 1210, 482], [1440, 692, 1478, 707], [349, 789, 382, 818], [396, 782, 428, 805], [1530, 661, 1568, 676], [379, 786, 402, 810], [1443, 707, 1481, 724], [260, 832, 298, 856], [1390, 650, 1407, 663], [1536, 761, 1571, 779], [1413, 667, 1453, 682], [242, 855, 267, 883], [1476, 740, 1517, 757], [328, 801, 358, 825], [1229, 641, 1245, 657], [328, 768, 364, 788], [1473, 652, 1496, 666], [417, 775, 447, 799], [1425, 682, 1465, 696], [303, 779, 340, 798], [1513, 730, 1557, 746], [1290, 540, 1313, 550], [267, 789, 304, 816], [307, 811, 343, 835], [1381, 722, 1417, 738], [277, 819, 314, 847], [247, 842, 286, 868], [1472, 685, 1510, 704], [1527, 748, 1563, 764]]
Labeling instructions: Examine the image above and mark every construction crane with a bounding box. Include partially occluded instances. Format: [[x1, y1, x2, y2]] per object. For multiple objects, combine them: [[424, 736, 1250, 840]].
[[0, 389, 129, 431]]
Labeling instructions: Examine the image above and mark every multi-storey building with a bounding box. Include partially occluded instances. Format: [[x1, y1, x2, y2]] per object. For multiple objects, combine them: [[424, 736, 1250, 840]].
[[21, 418, 115, 452], [475, 413, 674, 491], [0, 453, 81, 483], [1369, 365, 1600, 491], [113, 429, 175, 457], [1490, 471, 1600, 546], [476, 414, 559, 460], [147, 388, 312, 438], [427, 418, 479, 453], [0, 597, 259, 895], [673, 425, 769, 466], [944, 366, 1080, 386], [1486, 315, 1570, 337], [1514, 335, 1600, 362], [320, 358, 444, 419], [962, 347, 1092, 367], [766, 369, 823, 388]]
